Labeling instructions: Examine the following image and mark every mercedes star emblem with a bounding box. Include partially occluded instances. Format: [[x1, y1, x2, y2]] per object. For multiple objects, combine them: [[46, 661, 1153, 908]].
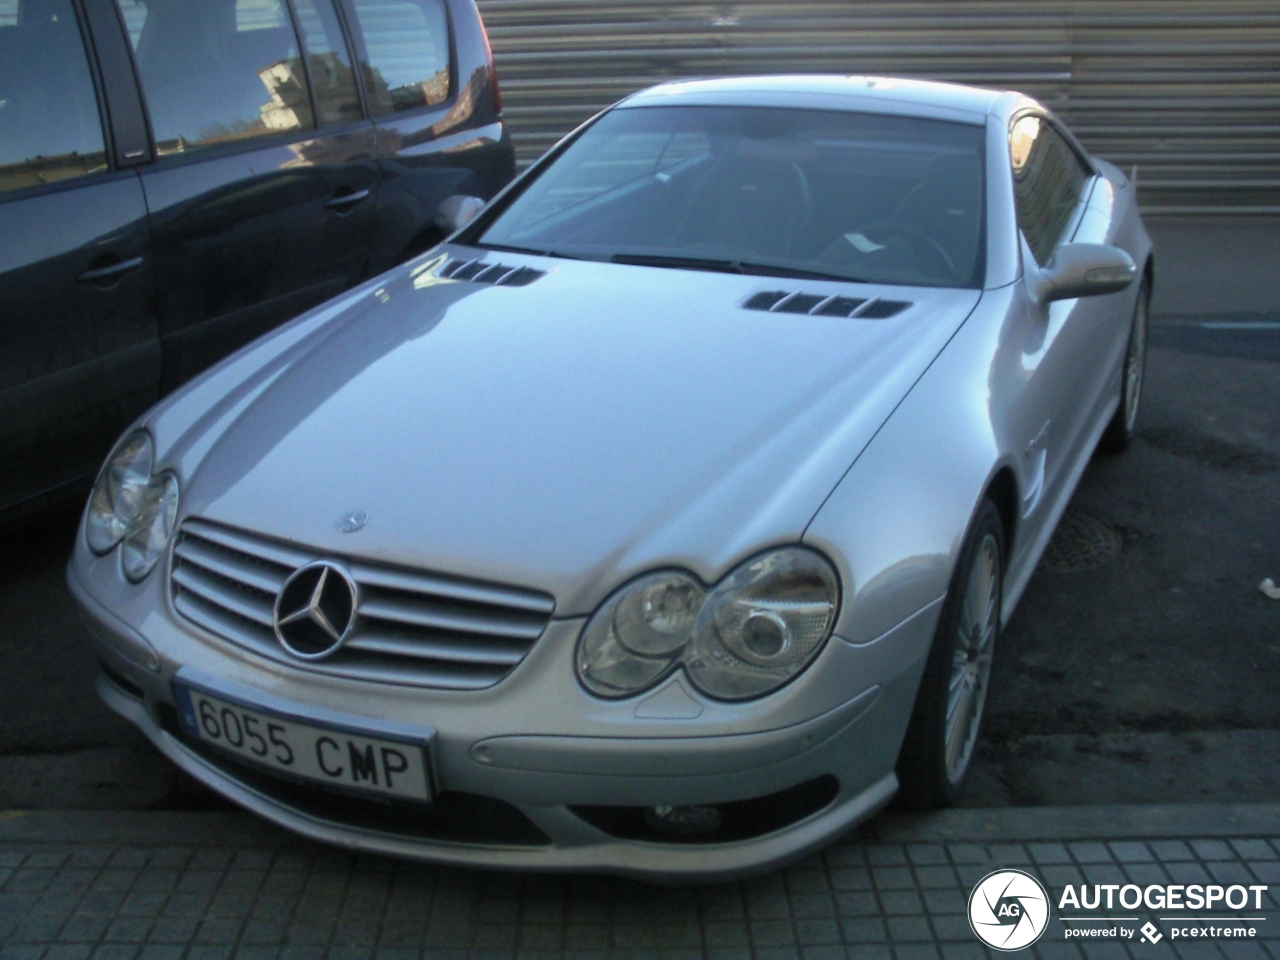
[[273, 561, 358, 660], [336, 510, 368, 533]]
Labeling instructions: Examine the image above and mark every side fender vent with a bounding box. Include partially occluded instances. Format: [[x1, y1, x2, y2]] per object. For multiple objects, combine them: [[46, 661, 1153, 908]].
[[744, 290, 911, 319], [439, 258, 545, 286]]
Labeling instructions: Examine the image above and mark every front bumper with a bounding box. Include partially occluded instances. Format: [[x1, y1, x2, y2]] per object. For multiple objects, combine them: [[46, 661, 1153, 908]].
[[71, 561, 941, 881]]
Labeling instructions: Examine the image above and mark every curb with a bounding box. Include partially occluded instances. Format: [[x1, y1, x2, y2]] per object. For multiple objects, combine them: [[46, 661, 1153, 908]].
[[869, 802, 1280, 843]]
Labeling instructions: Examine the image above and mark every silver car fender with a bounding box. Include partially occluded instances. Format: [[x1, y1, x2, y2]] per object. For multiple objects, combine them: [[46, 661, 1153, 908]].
[[803, 285, 1027, 652]]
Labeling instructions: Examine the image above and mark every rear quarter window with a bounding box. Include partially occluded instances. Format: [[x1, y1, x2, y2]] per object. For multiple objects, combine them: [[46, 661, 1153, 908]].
[[1010, 115, 1091, 266], [348, 0, 450, 115]]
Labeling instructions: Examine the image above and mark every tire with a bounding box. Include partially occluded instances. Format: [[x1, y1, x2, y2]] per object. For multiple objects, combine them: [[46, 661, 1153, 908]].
[[895, 499, 1004, 810], [1098, 279, 1150, 453]]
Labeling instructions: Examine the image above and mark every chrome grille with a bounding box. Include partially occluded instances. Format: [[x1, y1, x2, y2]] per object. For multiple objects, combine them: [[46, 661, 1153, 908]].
[[170, 519, 555, 689]]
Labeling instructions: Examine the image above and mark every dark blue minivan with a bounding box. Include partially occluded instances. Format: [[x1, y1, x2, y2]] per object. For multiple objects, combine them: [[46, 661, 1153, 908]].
[[0, 0, 513, 519]]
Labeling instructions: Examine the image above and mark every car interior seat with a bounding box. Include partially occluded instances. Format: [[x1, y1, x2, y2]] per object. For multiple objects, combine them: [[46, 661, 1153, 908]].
[[889, 152, 984, 281], [672, 152, 814, 262]]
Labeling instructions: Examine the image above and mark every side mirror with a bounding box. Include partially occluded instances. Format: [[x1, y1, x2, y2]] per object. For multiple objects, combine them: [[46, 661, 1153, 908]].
[[1033, 243, 1136, 304], [435, 194, 485, 234]]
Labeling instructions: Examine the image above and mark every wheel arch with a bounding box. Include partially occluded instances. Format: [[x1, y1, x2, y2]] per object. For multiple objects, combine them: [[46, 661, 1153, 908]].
[[983, 466, 1020, 560]]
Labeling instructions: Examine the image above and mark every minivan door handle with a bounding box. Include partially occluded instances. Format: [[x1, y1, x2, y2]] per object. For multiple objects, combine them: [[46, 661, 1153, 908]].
[[325, 188, 371, 211], [76, 256, 144, 285]]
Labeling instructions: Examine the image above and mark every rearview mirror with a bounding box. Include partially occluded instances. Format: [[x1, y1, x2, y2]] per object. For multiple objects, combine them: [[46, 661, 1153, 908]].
[[435, 194, 486, 234], [1033, 243, 1137, 304]]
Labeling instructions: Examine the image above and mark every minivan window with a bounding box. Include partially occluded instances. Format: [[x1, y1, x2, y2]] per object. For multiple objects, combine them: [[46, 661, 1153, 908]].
[[235, 0, 287, 29], [0, 0, 108, 196], [117, 0, 145, 44], [292, 0, 362, 125], [120, 0, 315, 154], [348, 0, 450, 116]]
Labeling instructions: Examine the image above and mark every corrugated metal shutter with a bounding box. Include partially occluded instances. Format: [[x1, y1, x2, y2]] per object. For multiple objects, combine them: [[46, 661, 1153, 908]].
[[476, 1, 1280, 214]]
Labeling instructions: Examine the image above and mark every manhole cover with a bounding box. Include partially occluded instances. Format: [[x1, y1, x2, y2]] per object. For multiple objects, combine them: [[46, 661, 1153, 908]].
[[1041, 510, 1122, 573]]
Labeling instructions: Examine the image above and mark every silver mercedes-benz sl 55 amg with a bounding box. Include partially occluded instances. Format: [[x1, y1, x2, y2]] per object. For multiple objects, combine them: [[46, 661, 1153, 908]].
[[68, 75, 1152, 880]]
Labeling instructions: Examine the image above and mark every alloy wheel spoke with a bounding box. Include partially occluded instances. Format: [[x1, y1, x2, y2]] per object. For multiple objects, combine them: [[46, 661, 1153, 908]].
[[947, 669, 973, 719], [1125, 300, 1147, 428], [945, 683, 973, 767], [945, 532, 1001, 780]]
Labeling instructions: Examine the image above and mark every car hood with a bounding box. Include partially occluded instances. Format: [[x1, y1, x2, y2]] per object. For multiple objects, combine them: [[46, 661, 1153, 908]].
[[171, 247, 981, 614]]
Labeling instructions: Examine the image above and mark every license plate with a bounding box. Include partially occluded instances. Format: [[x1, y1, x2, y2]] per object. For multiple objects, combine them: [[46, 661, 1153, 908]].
[[173, 684, 431, 802]]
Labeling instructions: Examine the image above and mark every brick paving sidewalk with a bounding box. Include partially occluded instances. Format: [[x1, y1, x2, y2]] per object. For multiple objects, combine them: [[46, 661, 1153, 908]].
[[1, 805, 1278, 960]]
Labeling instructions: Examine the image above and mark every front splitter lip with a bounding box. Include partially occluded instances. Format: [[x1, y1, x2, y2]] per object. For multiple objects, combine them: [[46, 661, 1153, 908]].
[[98, 674, 897, 881]]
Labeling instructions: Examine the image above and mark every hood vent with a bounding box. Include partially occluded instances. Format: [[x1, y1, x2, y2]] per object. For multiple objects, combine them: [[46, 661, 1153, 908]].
[[744, 290, 911, 319], [438, 257, 545, 287]]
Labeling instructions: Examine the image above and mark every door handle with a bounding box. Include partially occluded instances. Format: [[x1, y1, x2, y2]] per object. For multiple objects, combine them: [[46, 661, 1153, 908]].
[[325, 188, 371, 211], [76, 256, 144, 284]]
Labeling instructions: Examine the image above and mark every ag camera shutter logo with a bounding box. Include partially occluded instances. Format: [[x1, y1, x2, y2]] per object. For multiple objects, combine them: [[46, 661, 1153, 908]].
[[968, 869, 1051, 951]]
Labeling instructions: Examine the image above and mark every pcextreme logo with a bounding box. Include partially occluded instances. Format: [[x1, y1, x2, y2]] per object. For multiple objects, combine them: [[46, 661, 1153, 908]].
[[968, 874, 1272, 950]]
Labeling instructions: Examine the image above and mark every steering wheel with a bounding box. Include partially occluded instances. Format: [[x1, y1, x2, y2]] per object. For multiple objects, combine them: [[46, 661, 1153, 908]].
[[848, 221, 961, 282]]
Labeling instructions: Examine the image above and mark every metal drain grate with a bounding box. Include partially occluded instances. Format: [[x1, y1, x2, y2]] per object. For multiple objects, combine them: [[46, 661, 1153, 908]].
[[1041, 510, 1122, 573]]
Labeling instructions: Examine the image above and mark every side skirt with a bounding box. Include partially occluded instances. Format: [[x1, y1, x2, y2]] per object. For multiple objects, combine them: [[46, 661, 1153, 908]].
[[1001, 392, 1121, 624]]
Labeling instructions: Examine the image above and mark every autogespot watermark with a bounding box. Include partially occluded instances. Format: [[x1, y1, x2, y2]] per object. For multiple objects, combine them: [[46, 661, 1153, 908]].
[[968, 870, 1051, 951], [966, 875, 1271, 950]]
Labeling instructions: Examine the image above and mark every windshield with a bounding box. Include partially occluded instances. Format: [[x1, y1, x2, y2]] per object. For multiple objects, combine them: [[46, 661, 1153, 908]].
[[476, 105, 987, 288]]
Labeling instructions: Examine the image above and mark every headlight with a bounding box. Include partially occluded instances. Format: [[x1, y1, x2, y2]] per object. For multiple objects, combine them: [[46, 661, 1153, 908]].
[[576, 572, 705, 697], [121, 473, 180, 582], [86, 432, 154, 554], [576, 548, 839, 702], [686, 549, 839, 700], [84, 431, 181, 582]]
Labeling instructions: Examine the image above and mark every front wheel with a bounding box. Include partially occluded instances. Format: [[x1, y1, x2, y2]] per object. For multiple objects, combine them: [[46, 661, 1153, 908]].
[[1099, 279, 1150, 453], [895, 499, 1004, 809]]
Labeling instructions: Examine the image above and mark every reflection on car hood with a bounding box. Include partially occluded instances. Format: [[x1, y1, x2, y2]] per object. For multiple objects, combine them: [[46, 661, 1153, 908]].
[[176, 247, 981, 614]]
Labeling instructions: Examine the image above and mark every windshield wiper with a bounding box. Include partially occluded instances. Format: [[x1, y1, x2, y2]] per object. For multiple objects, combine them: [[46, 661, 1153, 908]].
[[609, 254, 865, 283], [471, 241, 549, 256], [471, 242, 608, 262]]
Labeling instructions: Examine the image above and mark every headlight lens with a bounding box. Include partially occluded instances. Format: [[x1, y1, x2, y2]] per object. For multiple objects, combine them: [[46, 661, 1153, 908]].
[[86, 433, 154, 554], [84, 431, 181, 582], [121, 473, 180, 582], [576, 548, 839, 702], [577, 571, 705, 697], [686, 549, 839, 701]]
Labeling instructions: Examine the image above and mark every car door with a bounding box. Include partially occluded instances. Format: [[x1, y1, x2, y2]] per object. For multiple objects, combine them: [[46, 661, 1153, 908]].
[[0, 0, 159, 516], [115, 0, 380, 390], [998, 112, 1099, 555], [339, 0, 513, 270]]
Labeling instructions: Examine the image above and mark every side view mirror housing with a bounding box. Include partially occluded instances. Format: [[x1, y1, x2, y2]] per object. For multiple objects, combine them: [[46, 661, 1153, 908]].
[[435, 194, 486, 235], [1033, 243, 1137, 305]]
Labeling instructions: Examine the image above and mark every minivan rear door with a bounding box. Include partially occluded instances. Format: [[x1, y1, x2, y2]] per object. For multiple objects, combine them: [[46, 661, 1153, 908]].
[[118, 0, 380, 390], [339, 0, 513, 270]]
